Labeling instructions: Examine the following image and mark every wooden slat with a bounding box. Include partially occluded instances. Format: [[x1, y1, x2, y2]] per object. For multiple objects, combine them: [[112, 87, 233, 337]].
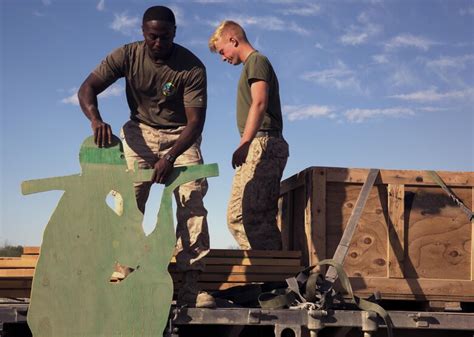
[[326, 167, 473, 187], [23, 247, 40, 255], [326, 169, 379, 283], [0, 289, 31, 298], [18, 247, 301, 259], [199, 257, 300, 266], [169, 265, 303, 274], [471, 186, 474, 281], [206, 249, 301, 259], [304, 169, 314, 266], [0, 259, 37, 268], [312, 168, 327, 268], [0, 279, 32, 288], [172, 273, 293, 283], [0, 269, 35, 277], [388, 184, 405, 278], [349, 277, 474, 301]]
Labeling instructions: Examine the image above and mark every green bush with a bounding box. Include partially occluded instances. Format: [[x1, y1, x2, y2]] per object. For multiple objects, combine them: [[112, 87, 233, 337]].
[[0, 245, 23, 257]]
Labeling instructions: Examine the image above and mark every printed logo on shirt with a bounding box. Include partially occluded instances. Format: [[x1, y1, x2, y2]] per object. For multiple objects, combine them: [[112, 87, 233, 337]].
[[162, 82, 176, 97]]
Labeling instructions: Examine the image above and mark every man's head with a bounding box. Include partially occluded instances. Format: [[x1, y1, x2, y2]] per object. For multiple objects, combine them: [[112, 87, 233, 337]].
[[142, 6, 176, 60], [209, 21, 249, 65]]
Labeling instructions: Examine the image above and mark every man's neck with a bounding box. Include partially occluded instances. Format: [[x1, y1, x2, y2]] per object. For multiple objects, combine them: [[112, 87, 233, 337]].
[[240, 44, 256, 64]]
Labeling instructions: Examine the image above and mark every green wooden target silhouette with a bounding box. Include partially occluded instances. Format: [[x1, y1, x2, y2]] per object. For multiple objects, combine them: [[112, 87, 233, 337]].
[[22, 136, 219, 337]]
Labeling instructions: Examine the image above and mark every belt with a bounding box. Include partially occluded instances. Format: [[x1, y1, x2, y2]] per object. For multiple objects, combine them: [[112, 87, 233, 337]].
[[255, 130, 282, 138]]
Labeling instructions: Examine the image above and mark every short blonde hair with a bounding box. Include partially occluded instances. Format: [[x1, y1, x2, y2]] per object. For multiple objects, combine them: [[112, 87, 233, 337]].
[[208, 20, 248, 53]]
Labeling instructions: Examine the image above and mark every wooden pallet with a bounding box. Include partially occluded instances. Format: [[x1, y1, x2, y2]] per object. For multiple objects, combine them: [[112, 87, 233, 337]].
[[0, 247, 302, 298]]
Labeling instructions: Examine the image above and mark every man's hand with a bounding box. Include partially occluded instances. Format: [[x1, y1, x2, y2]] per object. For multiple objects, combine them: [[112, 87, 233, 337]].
[[232, 142, 251, 169], [91, 119, 113, 148], [152, 157, 174, 184]]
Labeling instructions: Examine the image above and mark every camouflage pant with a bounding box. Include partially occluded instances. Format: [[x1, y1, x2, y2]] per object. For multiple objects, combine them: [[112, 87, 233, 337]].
[[227, 136, 289, 250], [120, 120, 209, 271]]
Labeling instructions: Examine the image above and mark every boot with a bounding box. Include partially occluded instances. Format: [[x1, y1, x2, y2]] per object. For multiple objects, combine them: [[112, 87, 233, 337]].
[[177, 270, 216, 308]]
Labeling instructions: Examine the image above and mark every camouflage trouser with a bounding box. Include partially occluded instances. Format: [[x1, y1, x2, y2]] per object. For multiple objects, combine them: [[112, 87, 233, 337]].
[[120, 120, 209, 271], [227, 136, 289, 250]]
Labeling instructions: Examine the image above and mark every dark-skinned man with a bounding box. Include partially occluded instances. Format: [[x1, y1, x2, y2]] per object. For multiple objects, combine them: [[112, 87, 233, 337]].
[[78, 6, 215, 308]]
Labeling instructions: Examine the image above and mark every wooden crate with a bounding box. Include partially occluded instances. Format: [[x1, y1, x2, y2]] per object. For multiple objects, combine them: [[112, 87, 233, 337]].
[[278, 166, 474, 302], [0, 247, 302, 298]]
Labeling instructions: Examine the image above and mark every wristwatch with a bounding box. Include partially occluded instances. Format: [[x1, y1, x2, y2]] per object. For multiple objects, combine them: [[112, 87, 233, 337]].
[[164, 153, 176, 163]]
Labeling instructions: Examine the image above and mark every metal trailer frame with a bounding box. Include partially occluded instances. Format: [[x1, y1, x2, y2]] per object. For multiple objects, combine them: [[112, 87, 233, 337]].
[[168, 307, 474, 337], [1, 303, 474, 337]]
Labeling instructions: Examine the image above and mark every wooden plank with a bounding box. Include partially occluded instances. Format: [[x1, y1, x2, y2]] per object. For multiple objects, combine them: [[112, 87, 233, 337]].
[[0, 259, 37, 268], [169, 265, 303, 274], [304, 169, 314, 266], [326, 167, 473, 187], [472, 186, 474, 281], [20, 248, 301, 259], [326, 169, 380, 283], [0, 269, 35, 277], [0, 289, 31, 298], [405, 186, 471, 280], [279, 169, 308, 195], [0, 279, 32, 288], [312, 168, 327, 268], [388, 184, 405, 278], [277, 193, 291, 251], [206, 249, 301, 259], [172, 273, 294, 283], [349, 277, 474, 301], [199, 257, 301, 266], [23, 247, 40, 255]]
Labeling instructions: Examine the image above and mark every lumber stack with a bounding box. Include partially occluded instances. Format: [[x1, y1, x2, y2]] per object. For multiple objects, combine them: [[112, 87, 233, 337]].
[[0, 247, 302, 298]]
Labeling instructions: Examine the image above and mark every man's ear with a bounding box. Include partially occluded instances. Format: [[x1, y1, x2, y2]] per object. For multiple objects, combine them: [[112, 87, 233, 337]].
[[230, 37, 239, 47]]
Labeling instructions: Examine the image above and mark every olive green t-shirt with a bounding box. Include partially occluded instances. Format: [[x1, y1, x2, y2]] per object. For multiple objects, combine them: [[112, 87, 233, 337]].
[[236, 51, 283, 136], [93, 41, 207, 128]]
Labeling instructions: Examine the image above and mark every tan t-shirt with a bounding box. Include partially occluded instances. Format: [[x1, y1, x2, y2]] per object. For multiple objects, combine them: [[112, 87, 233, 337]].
[[236, 51, 283, 136], [93, 41, 207, 128]]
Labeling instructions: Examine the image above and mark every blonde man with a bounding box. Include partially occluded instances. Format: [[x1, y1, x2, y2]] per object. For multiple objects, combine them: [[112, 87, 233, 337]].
[[209, 21, 289, 250]]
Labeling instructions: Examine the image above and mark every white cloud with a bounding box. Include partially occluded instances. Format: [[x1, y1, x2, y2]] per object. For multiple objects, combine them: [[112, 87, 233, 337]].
[[426, 54, 474, 69], [42, 0, 52, 5], [61, 84, 123, 106], [385, 34, 437, 51], [283, 104, 336, 121], [110, 13, 140, 36], [209, 15, 310, 35], [390, 66, 418, 87], [345, 107, 415, 123], [459, 6, 474, 15], [97, 0, 105, 11], [372, 54, 388, 64], [278, 3, 321, 16], [301, 61, 362, 91], [390, 87, 474, 103], [33, 11, 45, 17], [339, 12, 381, 46]]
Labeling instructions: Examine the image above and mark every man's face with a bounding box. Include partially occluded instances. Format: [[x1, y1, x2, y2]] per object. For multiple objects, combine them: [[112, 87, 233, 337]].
[[215, 37, 240, 66], [142, 20, 176, 60]]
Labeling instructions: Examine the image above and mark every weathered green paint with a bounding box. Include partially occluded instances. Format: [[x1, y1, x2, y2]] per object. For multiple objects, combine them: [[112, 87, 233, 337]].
[[22, 136, 219, 337]]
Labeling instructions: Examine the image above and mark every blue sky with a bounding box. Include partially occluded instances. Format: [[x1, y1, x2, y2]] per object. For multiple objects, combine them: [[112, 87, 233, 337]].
[[1, 0, 473, 248]]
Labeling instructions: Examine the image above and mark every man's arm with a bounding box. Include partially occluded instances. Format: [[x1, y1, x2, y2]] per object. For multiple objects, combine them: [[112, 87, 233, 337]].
[[232, 79, 269, 169], [152, 106, 206, 184], [78, 73, 113, 148]]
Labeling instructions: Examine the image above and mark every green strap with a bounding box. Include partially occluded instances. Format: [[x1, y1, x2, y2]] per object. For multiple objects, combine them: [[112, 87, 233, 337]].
[[427, 170, 473, 222], [318, 259, 393, 337], [258, 288, 296, 309]]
